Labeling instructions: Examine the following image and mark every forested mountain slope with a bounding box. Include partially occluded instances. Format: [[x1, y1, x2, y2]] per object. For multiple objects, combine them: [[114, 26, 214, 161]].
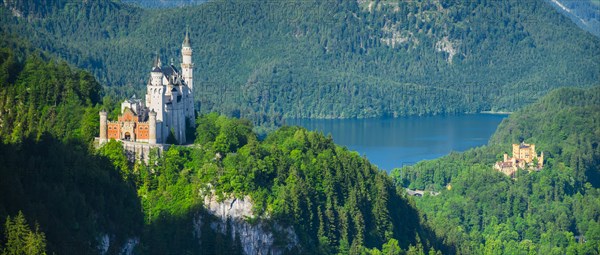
[[391, 86, 600, 254], [0, 46, 446, 254], [0, 47, 143, 254], [127, 114, 448, 254], [1, 0, 599, 125]]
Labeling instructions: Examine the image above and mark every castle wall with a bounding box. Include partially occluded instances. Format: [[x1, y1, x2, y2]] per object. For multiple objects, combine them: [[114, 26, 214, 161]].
[[162, 97, 187, 144], [512, 143, 538, 163], [136, 123, 150, 140], [106, 120, 151, 142], [107, 122, 120, 140], [121, 141, 169, 162], [121, 122, 136, 141], [147, 86, 165, 122], [156, 121, 163, 144], [181, 86, 195, 123]]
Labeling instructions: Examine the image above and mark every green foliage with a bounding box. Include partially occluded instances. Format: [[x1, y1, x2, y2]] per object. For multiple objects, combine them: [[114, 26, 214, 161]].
[[382, 238, 402, 255], [0, 47, 142, 254], [0, 135, 143, 254], [0, 47, 102, 143], [1, 0, 598, 126], [135, 145, 236, 254], [1, 211, 46, 255], [195, 113, 255, 154], [98, 139, 132, 179], [133, 114, 446, 254], [391, 86, 600, 254]]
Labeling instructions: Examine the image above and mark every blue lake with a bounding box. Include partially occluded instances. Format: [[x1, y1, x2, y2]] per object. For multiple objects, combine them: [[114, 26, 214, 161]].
[[286, 114, 508, 171]]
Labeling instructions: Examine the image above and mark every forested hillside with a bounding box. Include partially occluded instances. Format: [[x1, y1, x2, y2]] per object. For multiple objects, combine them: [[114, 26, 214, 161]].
[[391, 86, 600, 254], [0, 46, 445, 253], [0, 47, 143, 254], [1, 0, 598, 125], [120, 113, 447, 254]]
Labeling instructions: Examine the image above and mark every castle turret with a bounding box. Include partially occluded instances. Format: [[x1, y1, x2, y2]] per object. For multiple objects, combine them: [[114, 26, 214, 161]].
[[151, 54, 163, 87], [181, 29, 193, 91], [99, 110, 108, 144], [149, 110, 157, 144], [148, 53, 165, 123]]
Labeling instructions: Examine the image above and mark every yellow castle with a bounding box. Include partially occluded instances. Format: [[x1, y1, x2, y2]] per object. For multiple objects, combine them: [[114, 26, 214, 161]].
[[494, 142, 544, 176]]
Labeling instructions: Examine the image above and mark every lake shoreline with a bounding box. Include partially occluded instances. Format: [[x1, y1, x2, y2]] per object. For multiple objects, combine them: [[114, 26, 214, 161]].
[[287, 114, 508, 171], [284, 112, 511, 122], [480, 111, 513, 115]]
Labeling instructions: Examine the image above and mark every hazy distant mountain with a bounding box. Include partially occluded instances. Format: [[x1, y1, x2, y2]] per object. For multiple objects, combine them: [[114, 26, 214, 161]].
[[121, 0, 207, 8], [546, 0, 600, 37]]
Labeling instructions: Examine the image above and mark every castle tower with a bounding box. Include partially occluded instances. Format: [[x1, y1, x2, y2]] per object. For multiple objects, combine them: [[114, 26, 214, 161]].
[[181, 29, 193, 91], [148, 54, 165, 123], [149, 110, 157, 144], [99, 110, 108, 144], [181, 28, 195, 125]]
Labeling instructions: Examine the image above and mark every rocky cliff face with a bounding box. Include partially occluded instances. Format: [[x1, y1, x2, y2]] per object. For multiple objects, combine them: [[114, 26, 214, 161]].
[[197, 194, 299, 255], [97, 234, 138, 255]]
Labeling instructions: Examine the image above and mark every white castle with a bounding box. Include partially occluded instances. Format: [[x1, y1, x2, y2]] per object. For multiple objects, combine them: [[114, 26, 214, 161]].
[[99, 30, 195, 147]]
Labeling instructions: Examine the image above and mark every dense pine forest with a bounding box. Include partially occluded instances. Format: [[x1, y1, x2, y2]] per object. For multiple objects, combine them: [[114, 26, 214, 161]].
[[392, 86, 600, 254], [1, 0, 599, 126]]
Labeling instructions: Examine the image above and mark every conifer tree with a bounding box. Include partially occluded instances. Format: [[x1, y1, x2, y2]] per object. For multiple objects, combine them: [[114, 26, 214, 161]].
[[2, 211, 46, 255]]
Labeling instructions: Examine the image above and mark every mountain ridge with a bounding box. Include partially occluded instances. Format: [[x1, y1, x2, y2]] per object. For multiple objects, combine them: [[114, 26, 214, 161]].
[[1, 0, 598, 125], [545, 0, 600, 37]]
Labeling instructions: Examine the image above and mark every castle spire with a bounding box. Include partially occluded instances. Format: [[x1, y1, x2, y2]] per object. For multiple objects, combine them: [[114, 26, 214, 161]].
[[153, 52, 162, 68], [183, 26, 191, 47]]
